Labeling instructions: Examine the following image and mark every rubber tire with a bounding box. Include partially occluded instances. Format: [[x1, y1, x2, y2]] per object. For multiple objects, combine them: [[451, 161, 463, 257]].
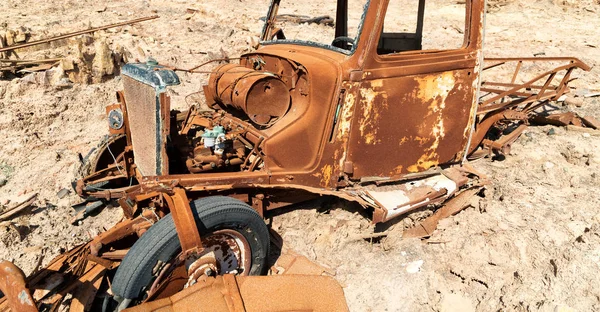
[[111, 196, 269, 301]]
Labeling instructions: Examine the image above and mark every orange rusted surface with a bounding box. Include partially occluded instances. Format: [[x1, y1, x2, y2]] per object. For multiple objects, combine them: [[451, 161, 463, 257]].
[[74, 0, 589, 226], [0, 261, 38, 312], [123, 274, 349, 312], [1, 1, 591, 311], [163, 188, 203, 257]]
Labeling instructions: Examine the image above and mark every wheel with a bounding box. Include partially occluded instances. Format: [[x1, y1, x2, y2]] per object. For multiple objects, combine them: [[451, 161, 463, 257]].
[[76, 134, 127, 178], [110, 196, 269, 310], [74, 134, 135, 191]]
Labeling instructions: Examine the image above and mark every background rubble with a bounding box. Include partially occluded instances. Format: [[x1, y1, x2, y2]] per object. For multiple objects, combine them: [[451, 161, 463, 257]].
[[0, 0, 599, 311]]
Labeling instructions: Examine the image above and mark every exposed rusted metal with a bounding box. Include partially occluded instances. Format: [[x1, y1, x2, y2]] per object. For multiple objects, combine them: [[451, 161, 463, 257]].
[[0, 261, 37, 312], [123, 252, 348, 312], [1, 0, 594, 311], [403, 186, 483, 238], [208, 64, 291, 126], [164, 188, 203, 257], [122, 274, 349, 312], [478, 57, 589, 115]]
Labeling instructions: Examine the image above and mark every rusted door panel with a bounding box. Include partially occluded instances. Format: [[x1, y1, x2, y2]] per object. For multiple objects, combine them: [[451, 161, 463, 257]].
[[345, 69, 474, 178]]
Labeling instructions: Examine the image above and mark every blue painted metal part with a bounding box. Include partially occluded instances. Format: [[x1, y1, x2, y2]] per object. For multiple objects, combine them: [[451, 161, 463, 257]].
[[121, 61, 180, 93]]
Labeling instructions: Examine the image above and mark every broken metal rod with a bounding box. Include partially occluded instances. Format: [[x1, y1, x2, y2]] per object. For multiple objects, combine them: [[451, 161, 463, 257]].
[[0, 58, 63, 64], [0, 15, 159, 53], [0, 58, 62, 71]]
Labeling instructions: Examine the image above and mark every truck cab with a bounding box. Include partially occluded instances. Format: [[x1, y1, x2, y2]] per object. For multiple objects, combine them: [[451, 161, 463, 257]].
[[255, 0, 484, 187]]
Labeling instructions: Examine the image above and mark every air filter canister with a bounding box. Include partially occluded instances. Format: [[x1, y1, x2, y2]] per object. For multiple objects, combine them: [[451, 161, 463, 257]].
[[209, 64, 290, 126]]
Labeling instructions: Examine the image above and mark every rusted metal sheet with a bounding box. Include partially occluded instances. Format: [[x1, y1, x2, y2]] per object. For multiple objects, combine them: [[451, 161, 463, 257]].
[[123, 274, 348, 312], [403, 187, 483, 238], [270, 251, 335, 276], [582, 116, 600, 129], [344, 167, 473, 223], [0, 261, 37, 312], [344, 70, 475, 178]]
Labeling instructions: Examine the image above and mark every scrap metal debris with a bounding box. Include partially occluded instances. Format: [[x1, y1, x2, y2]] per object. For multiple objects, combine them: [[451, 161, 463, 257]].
[[403, 187, 483, 238], [0, 16, 158, 54], [0, 193, 37, 221], [0, 261, 37, 312], [70, 200, 104, 225]]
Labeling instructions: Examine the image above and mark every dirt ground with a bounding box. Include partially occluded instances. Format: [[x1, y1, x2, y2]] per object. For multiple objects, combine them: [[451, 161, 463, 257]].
[[1, 0, 599, 311]]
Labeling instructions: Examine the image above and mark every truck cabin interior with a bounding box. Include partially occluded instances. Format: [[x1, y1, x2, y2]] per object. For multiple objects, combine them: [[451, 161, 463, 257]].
[[261, 0, 369, 52], [377, 0, 426, 53], [263, 0, 467, 54], [377, 0, 468, 54]]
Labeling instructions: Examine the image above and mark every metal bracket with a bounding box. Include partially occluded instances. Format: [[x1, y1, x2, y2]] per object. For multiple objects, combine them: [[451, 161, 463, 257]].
[[163, 188, 203, 258]]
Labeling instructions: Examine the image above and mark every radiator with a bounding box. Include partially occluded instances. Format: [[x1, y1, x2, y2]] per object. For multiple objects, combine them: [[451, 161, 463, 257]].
[[121, 62, 180, 176]]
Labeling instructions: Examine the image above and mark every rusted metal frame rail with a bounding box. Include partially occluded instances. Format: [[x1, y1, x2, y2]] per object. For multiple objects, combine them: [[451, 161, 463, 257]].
[[481, 123, 528, 154], [162, 188, 203, 258], [483, 56, 589, 69], [467, 57, 589, 156], [478, 60, 586, 114]]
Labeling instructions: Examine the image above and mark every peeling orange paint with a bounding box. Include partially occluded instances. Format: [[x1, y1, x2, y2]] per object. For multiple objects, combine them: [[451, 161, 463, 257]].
[[337, 92, 356, 141], [358, 80, 388, 145], [336, 84, 358, 173], [398, 136, 409, 146], [321, 164, 333, 187], [407, 72, 457, 172], [417, 72, 455, 103], [407, 153, 440, 173], [414, 136, 429, 146]]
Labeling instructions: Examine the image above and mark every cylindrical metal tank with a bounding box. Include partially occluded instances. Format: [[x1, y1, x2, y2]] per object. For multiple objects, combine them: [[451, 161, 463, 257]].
[[208, 64, 290, 126]]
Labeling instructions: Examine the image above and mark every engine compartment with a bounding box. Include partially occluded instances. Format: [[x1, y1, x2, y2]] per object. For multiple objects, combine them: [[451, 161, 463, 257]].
[[166, 53, 319, 175], [173, 107, 266, 174]]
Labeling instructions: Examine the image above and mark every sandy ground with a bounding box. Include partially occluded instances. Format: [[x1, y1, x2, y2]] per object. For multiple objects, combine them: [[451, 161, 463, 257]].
[[1, 0, 599, 311]]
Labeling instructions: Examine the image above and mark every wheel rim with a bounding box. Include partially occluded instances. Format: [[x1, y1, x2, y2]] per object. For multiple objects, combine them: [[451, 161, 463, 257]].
[[144, 229, 251, 301]]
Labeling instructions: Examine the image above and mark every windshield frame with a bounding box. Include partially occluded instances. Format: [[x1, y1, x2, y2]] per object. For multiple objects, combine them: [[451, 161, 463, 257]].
[[260, 0, 371, 56]]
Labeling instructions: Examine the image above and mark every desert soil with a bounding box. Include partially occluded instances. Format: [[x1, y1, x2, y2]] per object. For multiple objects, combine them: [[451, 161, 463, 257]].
[[1, 0, 599, 311]]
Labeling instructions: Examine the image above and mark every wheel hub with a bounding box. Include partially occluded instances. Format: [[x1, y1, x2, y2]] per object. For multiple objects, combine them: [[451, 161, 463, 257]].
[[184, 229, 251, 288]]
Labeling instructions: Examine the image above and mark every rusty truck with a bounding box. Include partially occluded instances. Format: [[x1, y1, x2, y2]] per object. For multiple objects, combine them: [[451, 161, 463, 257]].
[[0, 0, 591, 311]]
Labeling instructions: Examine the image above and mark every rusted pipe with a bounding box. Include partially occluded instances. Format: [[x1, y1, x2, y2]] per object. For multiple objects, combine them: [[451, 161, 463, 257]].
[[0, 261, 38, 312]]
